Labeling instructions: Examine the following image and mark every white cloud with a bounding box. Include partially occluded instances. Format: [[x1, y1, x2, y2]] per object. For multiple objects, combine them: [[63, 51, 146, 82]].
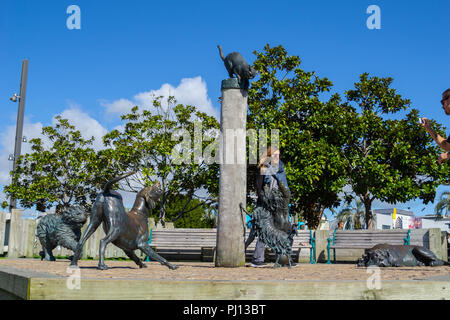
[[56, 108, 108, 151], [0, 105, 108, 187], [101, 98, 134, 115], [0, 77, 219, 212], [0, 118, 44, 185], [101, 76, 218, 119]]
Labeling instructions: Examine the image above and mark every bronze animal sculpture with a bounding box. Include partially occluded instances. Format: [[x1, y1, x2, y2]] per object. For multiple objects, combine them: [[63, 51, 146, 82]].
[[357, 243, 448, 267], [70, 172, 178, 270], [243, 183, 297, 268], [218, 45, 257, 89], [37, 206, 88, 261]]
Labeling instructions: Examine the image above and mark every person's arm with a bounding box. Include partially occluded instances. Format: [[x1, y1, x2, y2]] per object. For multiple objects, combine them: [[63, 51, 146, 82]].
[[255, 170, 264, 206], [421, 118, 450, 151], [438, 152, 450, 164]]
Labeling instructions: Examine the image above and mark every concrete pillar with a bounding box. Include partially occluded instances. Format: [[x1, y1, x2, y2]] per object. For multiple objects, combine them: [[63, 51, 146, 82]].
[[429, 228, 444, 260], [215, 78, 247, 267], [315, 230, 329, 263]]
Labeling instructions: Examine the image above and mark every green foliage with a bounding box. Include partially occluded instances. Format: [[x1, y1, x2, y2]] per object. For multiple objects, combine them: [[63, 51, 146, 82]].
[[343, 73, 449, 228], [248, 45, 448, 230], [435, 191, 450, 219], [248, 44, 354, 229], [334, 199, 365, 230], [102, 96, 220, 224], [153, 194, 216, 228], [4, 117, 102, 213]]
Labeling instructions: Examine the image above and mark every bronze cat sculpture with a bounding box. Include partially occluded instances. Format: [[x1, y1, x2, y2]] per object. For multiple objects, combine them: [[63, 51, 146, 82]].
[[218, 45, 257, 89]]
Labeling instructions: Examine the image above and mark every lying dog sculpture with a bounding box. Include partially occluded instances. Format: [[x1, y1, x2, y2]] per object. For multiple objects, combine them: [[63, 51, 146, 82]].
[[70, 172, 178, 270], [357, 243, 448, 267], [37, 206, 88, 261]]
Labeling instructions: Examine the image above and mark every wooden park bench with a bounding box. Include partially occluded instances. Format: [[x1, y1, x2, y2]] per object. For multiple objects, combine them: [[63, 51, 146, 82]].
[[146, 228, 316, 263], [326, 229, 411, 264], [146, 228, 217, 261], [245, 229, 316, 264]]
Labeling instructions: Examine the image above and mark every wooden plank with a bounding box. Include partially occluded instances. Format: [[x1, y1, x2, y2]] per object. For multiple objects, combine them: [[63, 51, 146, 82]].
[[87, 227, 101, 259], [8, 210, 22, 258], [28, 220, 37, 258], [27, 277, 450, 300], [0, 212, 6, 255], [24, 219, 35, 258], [104, 244, 113, 259]]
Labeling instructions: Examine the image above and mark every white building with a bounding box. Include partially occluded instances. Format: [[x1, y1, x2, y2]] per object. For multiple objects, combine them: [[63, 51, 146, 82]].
[[372, 208, 414, 230], [421, 215, 450, 233]]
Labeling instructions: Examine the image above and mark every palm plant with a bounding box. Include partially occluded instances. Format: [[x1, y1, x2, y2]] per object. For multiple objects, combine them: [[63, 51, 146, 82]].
[[335, 199, 366, 230], [434, 191, 450, 220]]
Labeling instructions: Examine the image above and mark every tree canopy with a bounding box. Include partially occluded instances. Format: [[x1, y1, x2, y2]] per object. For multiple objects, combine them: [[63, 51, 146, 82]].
[[101, 96, 220, 225], [4, 116, 101, 213], [343, 73, 449, 228], [248, 44, 448, 229], [248, 44, 355, 229]]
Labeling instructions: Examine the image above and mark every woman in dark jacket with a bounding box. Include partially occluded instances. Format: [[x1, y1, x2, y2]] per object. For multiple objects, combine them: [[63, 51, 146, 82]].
[[247, 146, 290, 267]]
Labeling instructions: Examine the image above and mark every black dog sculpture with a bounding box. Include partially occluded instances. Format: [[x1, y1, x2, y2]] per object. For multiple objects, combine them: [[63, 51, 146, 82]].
[[70, 172, 178, 270], [357, 243, 448, 267], [243, 183, 297, 268], [36, 206, 88, 261], [218, 45, 257, 89]]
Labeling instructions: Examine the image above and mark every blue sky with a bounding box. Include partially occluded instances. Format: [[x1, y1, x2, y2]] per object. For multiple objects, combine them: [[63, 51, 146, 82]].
[[0, 0, 449, 217]]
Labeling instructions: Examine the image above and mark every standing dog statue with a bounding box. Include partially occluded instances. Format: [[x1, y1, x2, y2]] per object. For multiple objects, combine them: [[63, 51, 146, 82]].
[[70, 171, 178, 270]]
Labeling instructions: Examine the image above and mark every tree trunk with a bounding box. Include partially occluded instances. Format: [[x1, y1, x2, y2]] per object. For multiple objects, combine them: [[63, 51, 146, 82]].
[[363, 198, 373, 230]]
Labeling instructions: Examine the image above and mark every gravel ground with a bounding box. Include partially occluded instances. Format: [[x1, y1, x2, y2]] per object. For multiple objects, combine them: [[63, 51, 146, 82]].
[[1, 258, 449, 281]]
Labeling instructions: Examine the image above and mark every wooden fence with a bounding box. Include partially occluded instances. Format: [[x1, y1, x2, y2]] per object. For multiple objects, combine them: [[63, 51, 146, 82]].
[[0, 210, 145, 260]]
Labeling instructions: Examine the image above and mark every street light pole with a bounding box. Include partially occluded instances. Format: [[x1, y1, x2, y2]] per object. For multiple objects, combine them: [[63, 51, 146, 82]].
[[9, 59, 28, 211]]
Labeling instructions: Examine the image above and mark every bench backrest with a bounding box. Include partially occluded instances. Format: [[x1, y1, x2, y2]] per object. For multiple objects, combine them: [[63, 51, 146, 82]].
[[331, 229, 410, 247], [150, 228, 312, 249]]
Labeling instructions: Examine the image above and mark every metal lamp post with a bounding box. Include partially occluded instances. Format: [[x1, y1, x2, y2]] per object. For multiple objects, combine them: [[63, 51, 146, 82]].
[[9, 59, 28, 211]]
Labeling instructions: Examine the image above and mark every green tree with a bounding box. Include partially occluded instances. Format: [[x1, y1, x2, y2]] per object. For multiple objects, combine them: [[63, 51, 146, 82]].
[[4, 117, 100, 213], [334, 199, 365, 230], [102, 96, 220, 225], [248, 44, 356, 229], [155, 194, 216, 228], [435, 191, 450, 219], [343, 73, 449, 228]]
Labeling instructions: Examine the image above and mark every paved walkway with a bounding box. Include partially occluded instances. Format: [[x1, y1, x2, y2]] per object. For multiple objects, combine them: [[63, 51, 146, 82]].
[[0, 258, 449, 281]]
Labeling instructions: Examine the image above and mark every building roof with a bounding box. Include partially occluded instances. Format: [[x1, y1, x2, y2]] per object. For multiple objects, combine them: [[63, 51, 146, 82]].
[[422, 214, 450, 221], [373, 208, 414, 217]]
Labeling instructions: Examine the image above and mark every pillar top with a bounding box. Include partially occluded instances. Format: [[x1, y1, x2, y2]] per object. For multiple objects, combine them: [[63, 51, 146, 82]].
[[221, 78, 246, 90]]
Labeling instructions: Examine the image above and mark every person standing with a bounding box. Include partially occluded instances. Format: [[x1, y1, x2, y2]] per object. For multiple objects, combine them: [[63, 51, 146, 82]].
[[420, 89, 450, 164], [248, 146, 290, 267]]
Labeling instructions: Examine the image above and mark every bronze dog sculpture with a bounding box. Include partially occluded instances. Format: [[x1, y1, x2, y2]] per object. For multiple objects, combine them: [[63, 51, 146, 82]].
[[70, 172, 178, 270], [243, 183, 298, 268], [357, 243, 448, 267]]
